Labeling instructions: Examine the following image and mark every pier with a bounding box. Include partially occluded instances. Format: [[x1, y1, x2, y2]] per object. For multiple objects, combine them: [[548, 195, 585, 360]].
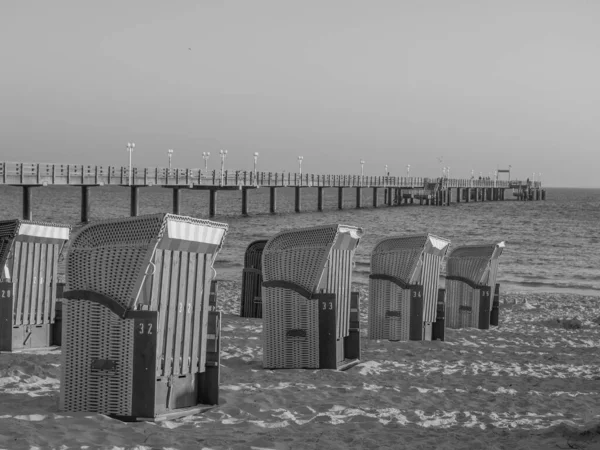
[[0, 162, 545, 221]]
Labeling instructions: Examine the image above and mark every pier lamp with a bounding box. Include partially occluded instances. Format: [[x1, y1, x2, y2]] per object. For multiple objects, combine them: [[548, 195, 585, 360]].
[[442, 167, 447, 178], [219, 149, 228, 185], [447, 166, 450, 179], [126, 142, 135, 186], [471, 169, 474, 178], [360, 159, 365, 177], [384, 164, 388, 176], [407, 164, 410, 177], [253, 152, 259, 182], [167, 149, 173, 170], [202, 151, 210, 172], [532, 172, 535, 182], [298, 156, 303, 175]]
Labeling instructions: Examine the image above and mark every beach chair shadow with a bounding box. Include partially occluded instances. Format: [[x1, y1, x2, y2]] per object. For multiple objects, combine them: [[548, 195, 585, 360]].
[[59, 213, 228, 421], [445, 242, 505, 330], [0, 219, 70, 352], [261, 224, 363, 370], [368, 234, 451, 342]]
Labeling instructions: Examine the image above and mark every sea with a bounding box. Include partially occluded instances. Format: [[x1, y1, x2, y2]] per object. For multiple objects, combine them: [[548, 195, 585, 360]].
[[0, 185, 598, 296]]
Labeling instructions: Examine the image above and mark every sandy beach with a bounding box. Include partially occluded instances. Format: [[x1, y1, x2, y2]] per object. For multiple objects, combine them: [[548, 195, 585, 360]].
[[1, 282, 600, 449]]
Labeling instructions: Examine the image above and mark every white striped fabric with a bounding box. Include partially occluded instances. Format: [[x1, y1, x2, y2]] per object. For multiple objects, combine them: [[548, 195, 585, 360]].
[[157, 218, 226, 253], [18, 224, 70, 241]]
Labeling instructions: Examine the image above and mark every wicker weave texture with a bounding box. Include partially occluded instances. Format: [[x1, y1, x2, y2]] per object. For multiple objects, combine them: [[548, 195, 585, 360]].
[[446, 243, 504, 286], [445, 280, 479, 328], [262, 224, 362, 294], [368, 279, 410, 340], [262, 224, 362, 368], [66, 213, 227, 312], [240, 240, 267, 318], [59, 299, 134, 415], [368, 234, 450, 340], [445, 242, 504, 329], [263, 287, 319, 368]]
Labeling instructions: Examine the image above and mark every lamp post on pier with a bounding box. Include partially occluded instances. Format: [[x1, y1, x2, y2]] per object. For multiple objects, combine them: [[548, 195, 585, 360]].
[[126, 142, 135, 185], [360, 159, 365, 176], [219, 149, 228, 185], [447, 166, 450, 179], [202, 151, 210, 173], [407, 164, 410, 177], [298, 156, 303, 175], [167, 149, 173, 169], [384, 164, 388, 176], [253, 152, 259, 184]]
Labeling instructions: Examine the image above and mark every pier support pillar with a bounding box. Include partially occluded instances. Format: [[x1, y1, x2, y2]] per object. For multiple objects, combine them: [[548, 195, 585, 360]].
[[396, 189, 402, 205], [465, 188, 470, 203], [542, 189, 546, 200], [81, 186, 90, 223], [172, 188, 181, 215], [270, 187, 277, 213], [384, 189, 388, 205], [317, 187, 324, 212], [356, 187, 362, 209], [130, 186, 139, 217], [338, 187, 344, 210], [372, 187, 378, 208], [242, 187, 248, 215], [209, 189, 217, 217], [446, 188, 451, 206], [295, 187, 301, 213], [22, 186, 33, 220], [456, 188, 461, 203]]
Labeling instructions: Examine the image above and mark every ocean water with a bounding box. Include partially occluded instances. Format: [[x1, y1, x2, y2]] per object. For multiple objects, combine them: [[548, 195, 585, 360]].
[[0, 185, 598, 296]]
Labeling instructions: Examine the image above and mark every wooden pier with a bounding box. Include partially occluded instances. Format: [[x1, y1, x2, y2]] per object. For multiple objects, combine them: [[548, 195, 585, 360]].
[[0, 162, 545, 221]]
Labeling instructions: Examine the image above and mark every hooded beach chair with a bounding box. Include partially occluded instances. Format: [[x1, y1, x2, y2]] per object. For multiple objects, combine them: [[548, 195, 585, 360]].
[[445, 241, 505, 329], [59, 213, 228, 421], [0, 219, 70, 351], [368, 234, 451, 342], [261, 224, 363, 370], [240, 239, 267, 318]]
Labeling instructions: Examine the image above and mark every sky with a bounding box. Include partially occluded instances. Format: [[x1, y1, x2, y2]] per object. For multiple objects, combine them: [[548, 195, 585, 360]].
[[1, 0, 599, 187]]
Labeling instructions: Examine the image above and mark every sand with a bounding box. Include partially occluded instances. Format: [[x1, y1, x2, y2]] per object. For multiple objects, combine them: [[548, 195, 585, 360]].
[[1, 284, 600, 449]]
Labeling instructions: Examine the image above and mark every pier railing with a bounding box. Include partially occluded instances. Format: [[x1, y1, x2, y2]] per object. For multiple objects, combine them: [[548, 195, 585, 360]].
[[0, 162, 538, 189]]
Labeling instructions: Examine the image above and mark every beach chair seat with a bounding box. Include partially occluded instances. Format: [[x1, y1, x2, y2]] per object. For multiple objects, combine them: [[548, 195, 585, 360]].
[[368, 234, 450, 342], [240, 239, 267, 318], [262, 224, 363, 370], [0, 219, 70, 351], [59, 213, 228, 421], [445, 242, 504, 329]]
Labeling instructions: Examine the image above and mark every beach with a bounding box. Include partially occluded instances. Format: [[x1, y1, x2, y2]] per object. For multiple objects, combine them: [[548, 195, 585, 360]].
[[2, 282, 600, 449]]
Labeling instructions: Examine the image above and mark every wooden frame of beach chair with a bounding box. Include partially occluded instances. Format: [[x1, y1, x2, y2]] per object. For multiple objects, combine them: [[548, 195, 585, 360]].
[[58, 213, 228, 421], [262, 224, 363, 370], [240, 239, 267, 318], [445, 242, 505, 330], [368, 234, 451, 342], [0, 219, 70, 352]]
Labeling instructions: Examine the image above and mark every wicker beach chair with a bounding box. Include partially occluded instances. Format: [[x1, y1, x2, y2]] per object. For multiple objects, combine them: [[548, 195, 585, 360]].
[[262, 224, 363, 370], [240, 239, 267, 318], [368, 234, 451, 342], [0, 219, 70, 351], [59, 213, 228, 421], [445, 242, 505, 329]]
